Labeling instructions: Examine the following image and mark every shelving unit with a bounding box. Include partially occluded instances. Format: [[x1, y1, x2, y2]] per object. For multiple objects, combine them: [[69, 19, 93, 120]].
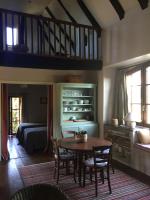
[[55, 83, 98, 137]]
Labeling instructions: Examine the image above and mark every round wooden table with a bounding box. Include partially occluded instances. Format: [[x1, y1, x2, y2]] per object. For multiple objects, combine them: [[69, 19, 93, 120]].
[[60, 137, 112, 185], [60, 137, 112, 152]]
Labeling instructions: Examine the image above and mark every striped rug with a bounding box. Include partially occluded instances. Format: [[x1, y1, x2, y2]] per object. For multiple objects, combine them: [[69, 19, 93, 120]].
[[19, 161, 150, 200]]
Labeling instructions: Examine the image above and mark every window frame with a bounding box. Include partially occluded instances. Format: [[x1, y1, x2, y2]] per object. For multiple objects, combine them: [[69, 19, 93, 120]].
[[126, 61, 150, 127]]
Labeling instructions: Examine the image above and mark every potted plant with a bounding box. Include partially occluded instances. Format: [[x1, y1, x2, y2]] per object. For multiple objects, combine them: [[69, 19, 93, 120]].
[[75, 130, 88, 142]]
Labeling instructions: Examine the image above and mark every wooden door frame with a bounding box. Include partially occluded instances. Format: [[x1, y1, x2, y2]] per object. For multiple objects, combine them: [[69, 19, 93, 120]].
[[0, 81, 54, 161]]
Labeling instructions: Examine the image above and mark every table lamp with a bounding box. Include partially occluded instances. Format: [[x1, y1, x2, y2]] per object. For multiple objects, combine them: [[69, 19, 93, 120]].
[[124, 112, 136, 128]]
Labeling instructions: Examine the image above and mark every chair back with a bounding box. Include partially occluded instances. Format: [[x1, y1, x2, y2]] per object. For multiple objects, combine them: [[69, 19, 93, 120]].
[[52, 139, 60, 158], [92, 145, 112, 167], [61, 130, 76, 138], [52, 138, 66, 159]]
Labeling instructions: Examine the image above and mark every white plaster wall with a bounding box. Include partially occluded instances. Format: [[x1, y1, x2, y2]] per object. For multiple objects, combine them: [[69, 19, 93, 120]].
[[0, 66, 94, 83], [102, 7, 150, 67], [97, 70, 103, 138]]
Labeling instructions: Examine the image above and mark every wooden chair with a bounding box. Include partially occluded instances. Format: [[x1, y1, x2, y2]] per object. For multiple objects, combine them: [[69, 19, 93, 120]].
[[83, 145, 112, 197], [61, 130, 76, 155], [103, 148, 115, 174], [104, 136, 115, 173], [52, 139, 77, 184], [10, 183, 69, 200]]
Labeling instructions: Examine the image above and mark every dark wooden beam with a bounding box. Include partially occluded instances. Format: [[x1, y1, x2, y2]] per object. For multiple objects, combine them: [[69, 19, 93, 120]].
[[57, 0, 78, 24], [77, 0, 102, 37], [19, 16, 25, 44], [45, 7, 75, 51], [137, 0, 149, 9], [109, 0, 125, 20], [0, 51, 102, 70]]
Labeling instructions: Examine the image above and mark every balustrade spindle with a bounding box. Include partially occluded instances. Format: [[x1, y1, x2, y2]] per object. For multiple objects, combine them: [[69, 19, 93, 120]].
[[4, 12, 7, 51], [54, 22, 56, 55], [74, 26, 76, 58], [42, 20, 45, 54], [83, 28, 86, 59], [0, 12, 3, 50], [48, 20, 51, 55], [79, 26, 81, 59], [88, 28, 90, 60], [31, 16, 33, 53], [69, 24, 71, 57], [92, 28, 94, 60], [11, 14, 14, 47], [64, 23, 67, 56]]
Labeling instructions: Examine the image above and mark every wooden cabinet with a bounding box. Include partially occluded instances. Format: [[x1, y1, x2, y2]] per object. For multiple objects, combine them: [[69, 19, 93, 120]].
[[55, 83, 98, 138], [104, 125, 134, 167], [104, 125, 150, 176]]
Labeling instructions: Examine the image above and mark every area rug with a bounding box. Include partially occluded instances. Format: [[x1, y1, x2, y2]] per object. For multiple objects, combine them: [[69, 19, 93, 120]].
[[19, 161, 150, 200]]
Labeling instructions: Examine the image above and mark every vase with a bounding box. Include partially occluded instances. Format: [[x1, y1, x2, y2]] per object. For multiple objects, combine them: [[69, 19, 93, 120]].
[[82, 134, 88, 142]]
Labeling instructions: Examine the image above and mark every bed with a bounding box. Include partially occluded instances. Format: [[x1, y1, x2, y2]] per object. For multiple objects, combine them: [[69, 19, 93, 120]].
[[16, 123, 46, 144], [23, 126, 47, 153]]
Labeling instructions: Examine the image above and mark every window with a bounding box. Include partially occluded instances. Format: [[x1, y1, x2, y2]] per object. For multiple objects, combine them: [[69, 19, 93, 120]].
[[9, 97, 22, 134], [126, 63, 150, 126], [6, 27, 18, 46]]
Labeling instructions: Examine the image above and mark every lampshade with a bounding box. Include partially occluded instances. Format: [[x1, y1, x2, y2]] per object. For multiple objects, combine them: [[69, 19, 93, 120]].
[[124, 112, 135, 122], [124, 112, 136, 128]]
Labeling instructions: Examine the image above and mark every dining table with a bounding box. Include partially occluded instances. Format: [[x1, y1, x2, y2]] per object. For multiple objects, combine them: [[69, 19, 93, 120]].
[[60, 137, 112, 186]]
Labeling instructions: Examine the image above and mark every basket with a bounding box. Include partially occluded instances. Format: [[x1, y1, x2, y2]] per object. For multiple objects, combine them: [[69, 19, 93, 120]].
[[65, 75, 82, 83]]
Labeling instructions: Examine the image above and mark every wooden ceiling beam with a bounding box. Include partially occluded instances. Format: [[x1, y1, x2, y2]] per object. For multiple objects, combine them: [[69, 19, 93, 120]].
[[137, 0, 149, 9], [77, 0, 102, 37], [57, 0, 78, 24], [109, 0, 125, 20]]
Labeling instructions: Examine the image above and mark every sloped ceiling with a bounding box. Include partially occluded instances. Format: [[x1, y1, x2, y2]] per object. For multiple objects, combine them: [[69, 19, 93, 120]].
[[0, 0, 52, 15], [83, 0, 141, 27], [0, 0, 148, 27]]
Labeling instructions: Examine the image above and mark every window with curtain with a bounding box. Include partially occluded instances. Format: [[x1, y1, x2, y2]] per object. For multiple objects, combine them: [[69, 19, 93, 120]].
[[126, 63, 150, 126]]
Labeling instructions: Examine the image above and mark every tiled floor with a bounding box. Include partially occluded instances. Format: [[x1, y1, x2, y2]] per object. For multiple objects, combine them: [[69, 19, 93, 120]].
[[0, 136, 51, 200]]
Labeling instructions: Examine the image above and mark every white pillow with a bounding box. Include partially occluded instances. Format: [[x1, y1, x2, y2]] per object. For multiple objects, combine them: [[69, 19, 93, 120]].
[[137, 129, 150, 144]]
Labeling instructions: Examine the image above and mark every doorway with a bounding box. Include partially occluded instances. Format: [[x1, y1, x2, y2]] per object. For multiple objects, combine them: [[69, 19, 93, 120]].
[[9, 96, 23, 135]]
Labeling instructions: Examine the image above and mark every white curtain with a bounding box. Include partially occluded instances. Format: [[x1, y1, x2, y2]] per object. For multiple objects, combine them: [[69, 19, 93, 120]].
[[113, 69, 128, 124]]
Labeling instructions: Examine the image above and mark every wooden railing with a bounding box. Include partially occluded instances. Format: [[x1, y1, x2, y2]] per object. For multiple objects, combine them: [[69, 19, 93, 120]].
[[0, 8, 100, 61]]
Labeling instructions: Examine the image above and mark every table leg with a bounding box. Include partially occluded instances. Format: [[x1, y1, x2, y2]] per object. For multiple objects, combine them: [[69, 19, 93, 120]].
[[78, 152, 83, 186]]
